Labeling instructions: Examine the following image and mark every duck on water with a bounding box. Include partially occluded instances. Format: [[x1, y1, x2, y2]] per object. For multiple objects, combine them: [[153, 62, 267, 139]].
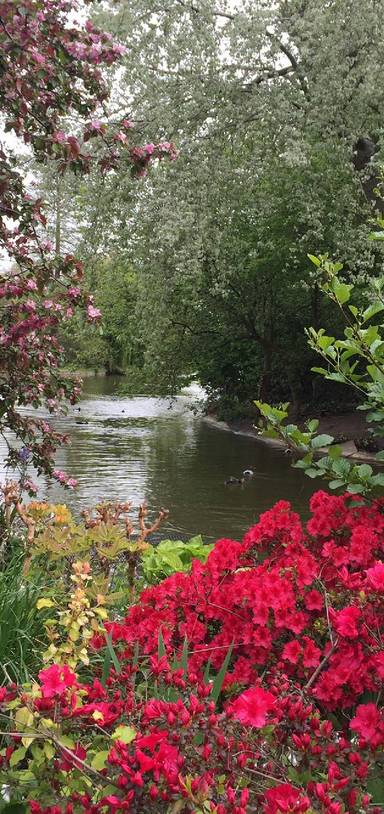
[[225, 469, 254, 486]]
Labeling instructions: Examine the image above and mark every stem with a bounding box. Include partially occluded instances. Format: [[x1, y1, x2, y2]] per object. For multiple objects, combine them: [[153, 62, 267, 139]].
[[305, 639, 338, 690]]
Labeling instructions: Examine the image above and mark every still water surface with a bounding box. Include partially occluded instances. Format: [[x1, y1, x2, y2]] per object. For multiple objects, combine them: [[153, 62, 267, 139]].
[[1, 377, 316, 542]]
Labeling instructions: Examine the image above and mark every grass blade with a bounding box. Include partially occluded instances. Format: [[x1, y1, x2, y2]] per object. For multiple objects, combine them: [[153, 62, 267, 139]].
[[101, 645, 112, 686], [104, 632, 121, 675], [203, 657, 211, 685], [181, 636, 188, 678], [157, 629, 166, 660], [210, 642, 234, 705]]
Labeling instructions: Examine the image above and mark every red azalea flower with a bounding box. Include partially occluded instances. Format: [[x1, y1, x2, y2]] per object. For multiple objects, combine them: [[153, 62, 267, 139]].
[[366, 561, 384, 591], [38, 664, 77, 699], [264, 783, 310, 813], [350, 703, 383, 743], [331, 606, 361, 638], [231, 687, 275, 727]]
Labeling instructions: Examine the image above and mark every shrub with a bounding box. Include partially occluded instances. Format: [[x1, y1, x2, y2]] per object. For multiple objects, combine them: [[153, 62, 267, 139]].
[[1, 491, 383, 811], [107, 491, 384, 712]]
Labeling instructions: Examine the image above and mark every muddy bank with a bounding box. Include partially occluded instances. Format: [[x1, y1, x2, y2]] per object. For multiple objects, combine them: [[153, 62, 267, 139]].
[[203, 412, 380, 463]]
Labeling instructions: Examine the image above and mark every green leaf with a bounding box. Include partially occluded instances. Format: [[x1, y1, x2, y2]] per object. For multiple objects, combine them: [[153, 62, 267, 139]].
[[316, 334, 335, 351], [355, 464, 373, 479], [329, 479, 345, 489], [368, 230, 384, 241], [9, 747, 26, 767], [328, 444, 342, 459], [157, 629, 166, 660], [370, 472, 384, 487], [311, 434, 334, 449], [367, 774, 384, 803], [331, 279, 352, 304], [362, 302, 384, 322], [346, 483, 365, 494], [101, 644, 112, 687], [211, 642, 234, 705], [203, 658, 211, 684], [307, 254, 321, 267], [306, 419, 319, 432], [112, 725, 136, 744], [331, 457, 351, 475], [181, 635, 189, 679], [104, 633, 122, 675], [91, 750, 109, 770], [305, 467, 321, 478]]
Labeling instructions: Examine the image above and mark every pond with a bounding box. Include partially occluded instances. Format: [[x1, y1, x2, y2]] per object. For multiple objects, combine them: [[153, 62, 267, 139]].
[[0, 376, 317, 542]]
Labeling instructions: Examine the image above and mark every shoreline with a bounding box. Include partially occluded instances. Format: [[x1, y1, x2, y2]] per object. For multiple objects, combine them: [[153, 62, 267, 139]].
[[202, 414, 379, 463]]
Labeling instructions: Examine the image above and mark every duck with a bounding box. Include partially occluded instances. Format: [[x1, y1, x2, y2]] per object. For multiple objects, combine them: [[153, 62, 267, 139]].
[[243, 469, 254, 478], [224, 476, 245, 486]]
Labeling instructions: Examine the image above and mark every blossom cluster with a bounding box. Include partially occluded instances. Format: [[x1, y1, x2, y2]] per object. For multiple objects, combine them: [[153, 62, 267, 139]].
[[106, 491, 384, 711], [1, 491, 383, 812], [0, 0, 177, 482], [1, 655, 381, 814]]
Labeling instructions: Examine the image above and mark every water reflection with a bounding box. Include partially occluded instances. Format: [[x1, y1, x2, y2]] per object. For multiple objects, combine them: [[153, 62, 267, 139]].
[[0, 378, 316, 541]]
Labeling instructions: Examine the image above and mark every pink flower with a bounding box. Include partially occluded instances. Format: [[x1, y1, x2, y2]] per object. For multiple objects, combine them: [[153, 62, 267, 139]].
[[87, 304, 101, 320], [231, 687, 275, 728], [53, 469, 67, 483], [90, 119, 103, 130], [26, 278, 38, 291], [52, 130, 67, 143]]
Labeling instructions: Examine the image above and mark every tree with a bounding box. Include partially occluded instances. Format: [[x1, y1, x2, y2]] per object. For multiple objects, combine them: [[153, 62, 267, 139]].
[[59, 256, 144, 375], [0, 0, 176, 487], [85, 0, 384, 411]]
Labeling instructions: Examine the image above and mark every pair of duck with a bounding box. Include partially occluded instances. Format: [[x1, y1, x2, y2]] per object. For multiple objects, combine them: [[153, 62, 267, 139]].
[[225, 469, 254, 486]]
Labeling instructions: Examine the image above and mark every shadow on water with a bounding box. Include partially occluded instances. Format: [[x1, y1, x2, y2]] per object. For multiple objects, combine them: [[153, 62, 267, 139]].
[[0, 376, 317, 542]]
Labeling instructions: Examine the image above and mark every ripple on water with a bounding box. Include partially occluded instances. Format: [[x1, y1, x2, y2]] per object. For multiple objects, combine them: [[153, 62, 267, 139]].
[[0, 385, 316, 540]]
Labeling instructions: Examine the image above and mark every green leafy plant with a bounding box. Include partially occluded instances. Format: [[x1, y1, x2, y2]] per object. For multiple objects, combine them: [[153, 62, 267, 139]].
[[256, 240, 384, 495], [0, 554, 47, 685], [141, 536, 213, 584]]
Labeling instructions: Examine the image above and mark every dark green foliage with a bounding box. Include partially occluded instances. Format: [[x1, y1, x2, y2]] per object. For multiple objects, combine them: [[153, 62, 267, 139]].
[[0, 555, 47, 684]]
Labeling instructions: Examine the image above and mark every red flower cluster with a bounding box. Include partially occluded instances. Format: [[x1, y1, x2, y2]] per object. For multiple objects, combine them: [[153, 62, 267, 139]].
[[2, 656, 381, 814], [107, 492, 384, 712]]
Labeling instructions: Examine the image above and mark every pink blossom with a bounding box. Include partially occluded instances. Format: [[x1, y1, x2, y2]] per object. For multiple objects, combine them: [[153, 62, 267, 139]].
[[87, 304, 101, 320], [26, 278, 38, 291], [52, 130, 67, 143]]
